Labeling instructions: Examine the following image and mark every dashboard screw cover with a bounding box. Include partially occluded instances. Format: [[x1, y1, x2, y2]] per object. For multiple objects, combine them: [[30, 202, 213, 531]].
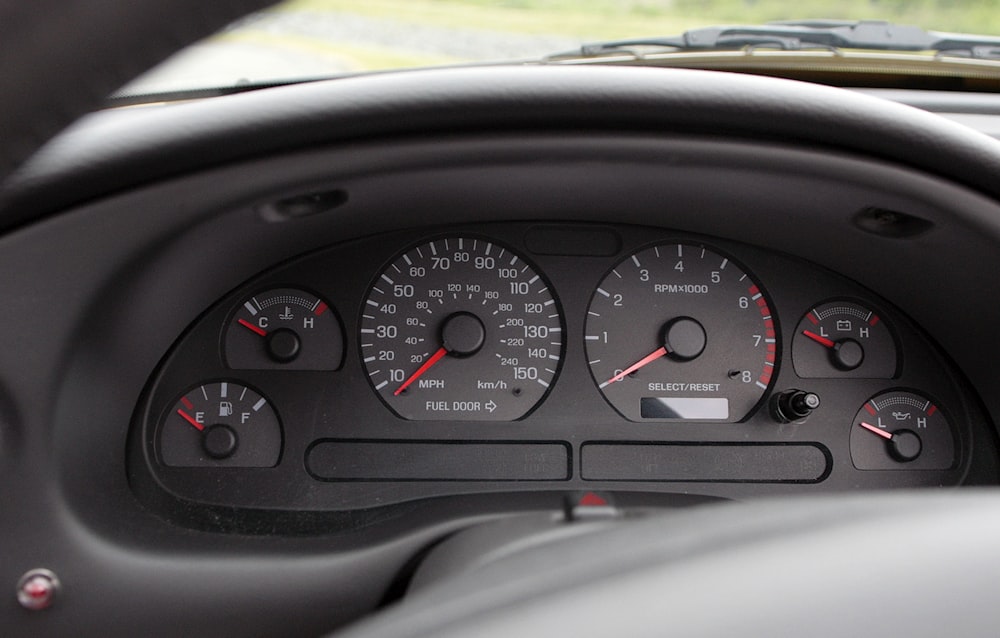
[[16, 569, 60, 611]]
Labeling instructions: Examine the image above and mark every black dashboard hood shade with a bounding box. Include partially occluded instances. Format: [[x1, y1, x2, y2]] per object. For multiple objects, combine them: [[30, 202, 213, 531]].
[[7, 66, 1000, 234]]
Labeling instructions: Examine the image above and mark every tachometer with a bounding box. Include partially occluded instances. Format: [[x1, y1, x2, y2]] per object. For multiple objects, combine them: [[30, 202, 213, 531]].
[[585, 242, 777, 422], [361, 236, 563, 421]]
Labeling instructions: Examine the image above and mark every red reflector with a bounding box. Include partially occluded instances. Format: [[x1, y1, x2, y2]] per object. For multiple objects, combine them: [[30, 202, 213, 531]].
[[579, 492, 608, 507]]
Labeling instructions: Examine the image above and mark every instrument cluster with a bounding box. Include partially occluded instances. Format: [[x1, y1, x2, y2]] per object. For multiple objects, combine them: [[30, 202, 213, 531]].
[[132, 223, 985, 514]]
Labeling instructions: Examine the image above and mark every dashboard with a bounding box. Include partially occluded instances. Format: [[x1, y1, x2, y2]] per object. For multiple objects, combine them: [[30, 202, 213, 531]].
[[137, 221, 984, 521], [6, 47, 1000, 635]]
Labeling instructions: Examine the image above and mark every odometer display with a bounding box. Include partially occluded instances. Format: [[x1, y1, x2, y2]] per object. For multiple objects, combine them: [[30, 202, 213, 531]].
[[585, 242, 777, 422], [361, 236, 563, 421]]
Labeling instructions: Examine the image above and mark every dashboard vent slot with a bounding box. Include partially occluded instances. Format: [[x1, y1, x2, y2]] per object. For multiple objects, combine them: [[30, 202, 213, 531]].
[[853, 207, 933, 238], [258, 189, 349, 222]]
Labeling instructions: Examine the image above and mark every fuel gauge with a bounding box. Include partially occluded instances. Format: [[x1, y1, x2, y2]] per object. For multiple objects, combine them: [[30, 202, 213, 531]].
[[792, 300, 897, 378], [225, 287, 344, 370], [159, 381, 282, 467]]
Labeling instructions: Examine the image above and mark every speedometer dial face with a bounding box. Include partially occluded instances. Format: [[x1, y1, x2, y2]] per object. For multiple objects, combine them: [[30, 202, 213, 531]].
[[361, 236, 564, 421], [585, 243, 777, 422]]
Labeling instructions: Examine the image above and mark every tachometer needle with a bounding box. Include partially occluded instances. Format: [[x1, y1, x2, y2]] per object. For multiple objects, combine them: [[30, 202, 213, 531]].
[[602, 346, 668, 388], [858, 421, 893, 440], [394, 346, 448, 396], [802, 330, 835, 349], [177, 408, 205, 431], [238, 318, 268, 337]]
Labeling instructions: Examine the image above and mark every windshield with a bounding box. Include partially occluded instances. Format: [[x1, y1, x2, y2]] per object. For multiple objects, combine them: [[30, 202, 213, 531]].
[[119, 0, 1000, 96]]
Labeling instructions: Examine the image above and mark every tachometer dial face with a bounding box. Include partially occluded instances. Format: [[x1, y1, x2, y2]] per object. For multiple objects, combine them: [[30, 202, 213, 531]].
[[361, 236, 564, 421], [585, 243, 777, 422]]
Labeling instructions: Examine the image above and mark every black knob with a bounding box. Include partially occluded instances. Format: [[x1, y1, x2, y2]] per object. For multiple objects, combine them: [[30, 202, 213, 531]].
[[203, 424, 239, 459], [889, 429, 922, 462], [773, 390, 821, 423], [662, 317, 706, 361], [266, 328, 301, 363], [441, 312, 486, 357], [832, 339, 864, 370]]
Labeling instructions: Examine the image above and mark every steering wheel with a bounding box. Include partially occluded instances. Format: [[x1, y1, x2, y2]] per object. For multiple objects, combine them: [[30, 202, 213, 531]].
[[4, 2, 1000, 637], [337, 493, 1000, 638]]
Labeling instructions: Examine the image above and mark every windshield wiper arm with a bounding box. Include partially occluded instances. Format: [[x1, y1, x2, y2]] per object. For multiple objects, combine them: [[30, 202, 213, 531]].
[[574, 20, 1000, 59]]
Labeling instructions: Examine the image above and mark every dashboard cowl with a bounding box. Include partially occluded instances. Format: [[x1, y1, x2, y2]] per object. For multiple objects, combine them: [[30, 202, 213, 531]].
[[6, 65, 1000, 232]]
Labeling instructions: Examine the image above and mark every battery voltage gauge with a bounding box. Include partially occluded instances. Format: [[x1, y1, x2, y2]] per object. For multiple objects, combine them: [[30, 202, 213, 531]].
[[792, 300, 897, 378]]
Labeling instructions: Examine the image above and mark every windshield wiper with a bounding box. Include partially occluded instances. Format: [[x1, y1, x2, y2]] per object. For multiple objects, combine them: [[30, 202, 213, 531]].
[[566, 20, 1000, 60]]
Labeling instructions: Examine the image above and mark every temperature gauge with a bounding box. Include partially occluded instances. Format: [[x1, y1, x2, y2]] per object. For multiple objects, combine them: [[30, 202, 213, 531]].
[[225, 287, 344, 370], [850, 390, 955, 470], [159, 381, 282, 467], [792, 300, 897, 378]]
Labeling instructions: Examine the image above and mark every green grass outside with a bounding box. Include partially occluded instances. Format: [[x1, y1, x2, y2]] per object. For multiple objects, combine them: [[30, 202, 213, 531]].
[[215, 30, 461, 71], [279, 0, 1000, 39], [227, 0, 1000, 72]]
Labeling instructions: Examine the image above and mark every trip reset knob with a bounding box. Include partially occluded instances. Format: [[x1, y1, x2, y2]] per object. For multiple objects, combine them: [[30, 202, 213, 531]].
[[773, 389, 821, 423]]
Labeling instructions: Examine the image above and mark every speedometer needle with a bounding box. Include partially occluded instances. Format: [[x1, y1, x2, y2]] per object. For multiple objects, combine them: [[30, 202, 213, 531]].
[[394, 346, 448, 396], [601, 346, 668, 388]]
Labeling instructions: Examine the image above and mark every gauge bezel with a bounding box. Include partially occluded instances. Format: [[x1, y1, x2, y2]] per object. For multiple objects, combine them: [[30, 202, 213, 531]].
[[222, 284, 346, 371], [791, 296, 902, 380], [358, 233, 567, 422], [850, 387, 958, 471], [583, 239, 781, 423], [156, 378, 285, 468]]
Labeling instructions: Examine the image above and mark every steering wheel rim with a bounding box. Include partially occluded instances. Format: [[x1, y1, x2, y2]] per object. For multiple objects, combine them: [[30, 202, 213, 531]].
[[334, 493, 1000, 638]]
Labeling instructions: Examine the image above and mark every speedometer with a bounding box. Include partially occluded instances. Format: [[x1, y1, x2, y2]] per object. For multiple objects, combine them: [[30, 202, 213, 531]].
[[361, 236, 564, 421], [585, 242, 777, 422]]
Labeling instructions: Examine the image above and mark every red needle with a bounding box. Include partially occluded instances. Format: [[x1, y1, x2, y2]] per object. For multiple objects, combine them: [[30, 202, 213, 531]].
[[394, 346, 448, 396], [802, 330, 835, 349], [177, 408, 205, 431], [858, 421, 893, 440], [602, 346, 668, 388], [238, 318, 268, 337]]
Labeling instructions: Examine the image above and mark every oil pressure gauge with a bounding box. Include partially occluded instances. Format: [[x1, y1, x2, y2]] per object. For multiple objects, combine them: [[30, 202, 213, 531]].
[[850, 390, 955, 470]]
